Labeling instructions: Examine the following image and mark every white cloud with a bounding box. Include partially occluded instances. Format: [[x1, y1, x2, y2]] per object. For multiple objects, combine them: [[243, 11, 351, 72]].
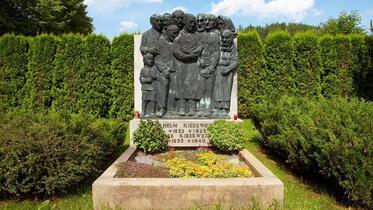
[[84, 0, 162, 10], [210, 0, 318, 22], [119, 20, 138, 32], [162, 6, 188, 14]]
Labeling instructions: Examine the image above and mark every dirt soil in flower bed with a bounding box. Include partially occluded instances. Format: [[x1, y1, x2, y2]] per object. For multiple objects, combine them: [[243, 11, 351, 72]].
[[115, 149, 253, 178]]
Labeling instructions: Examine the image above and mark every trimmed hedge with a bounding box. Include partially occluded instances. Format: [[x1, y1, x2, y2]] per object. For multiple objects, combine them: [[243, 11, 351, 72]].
[[365, 36, 373, 100], [79, 34, 111, 118], [350, 34, 369, 98], [335, 35, 354, 97], [52, 34, 85, 112], [0, 111, 127, 198], [265, 31, 296, 98], [0, 34, 29, 112], [109, 33, 134, 120], [252, 96, 373, 208], [1, 33, 372, 117], [24, 34, 58, 111], [237, 31, 266, 118], [293, 32, 321, 97], [319, 34, 337, 98]]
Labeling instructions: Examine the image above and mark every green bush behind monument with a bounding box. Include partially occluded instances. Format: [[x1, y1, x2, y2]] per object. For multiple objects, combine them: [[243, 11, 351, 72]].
[[1, 32, 372, 117]]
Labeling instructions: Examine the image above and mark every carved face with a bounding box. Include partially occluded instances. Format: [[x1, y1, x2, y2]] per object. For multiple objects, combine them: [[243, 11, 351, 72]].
[[151, 15, 162, 31], [172, 11, 185, 29], [166, 25, 180, 42], [221, 30, 233, 47], [196, 14, 206, 32], [161, 14, 172, 29], [184, 16, 196, 32], [144, 56, 154, 66], [217, 17, 226, 31], [205, 15, 216, 31]]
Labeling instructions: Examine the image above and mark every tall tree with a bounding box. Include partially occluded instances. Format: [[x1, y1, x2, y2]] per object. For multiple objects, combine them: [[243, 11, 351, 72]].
[[322, 11, 365, 35], [0, 0, 93, 35]]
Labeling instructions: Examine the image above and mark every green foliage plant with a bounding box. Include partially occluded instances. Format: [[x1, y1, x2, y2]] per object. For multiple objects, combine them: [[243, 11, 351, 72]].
[[23, 34, 58, 111], [0, 0, 93, 36], [334, 35, 354, 96], [350, 34, 369, 98], [252, 96, 373, 208], [237, 31, 266, 118], [79, 34, 111, 117], [322, 11, 365, 35], [0, 111, 127, 198], [265, 31, 296, 99], [52, 34, 84, 112], [0, 34, 29, 112], [132, 120, 169, 154], [207, 120, 245, 153], [109, 33, 134, 120], [366, 35, 373, 100], [293, 32, 321, 97]]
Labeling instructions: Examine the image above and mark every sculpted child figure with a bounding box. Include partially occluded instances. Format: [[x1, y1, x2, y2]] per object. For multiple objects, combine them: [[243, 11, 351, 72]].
[[212, 29, 237, 118], [140, 53, 158, 118]]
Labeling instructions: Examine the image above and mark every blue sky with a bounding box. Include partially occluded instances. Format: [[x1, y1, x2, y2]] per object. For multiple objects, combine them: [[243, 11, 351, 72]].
[[84, 0, 373, 39]]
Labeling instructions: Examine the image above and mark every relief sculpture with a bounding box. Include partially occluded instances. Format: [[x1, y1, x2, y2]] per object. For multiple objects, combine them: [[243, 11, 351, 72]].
[[140, 11, 236, 119]]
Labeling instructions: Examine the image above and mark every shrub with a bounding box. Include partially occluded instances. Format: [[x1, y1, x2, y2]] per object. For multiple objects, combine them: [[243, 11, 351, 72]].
[[252, 96, 373, 208], [0, 111, 127, 198], [0, 34, 29, 112], [237, 31, 267, 118], [293, 32, 321, 97], [79, 34, 111, 118], [109, 34, 134, 120], [23, 34, 58, 111], [52, 34, 84, 112], [207, 120, 246, 153], [265, 31, 296, 98], [132, 120, 168, 154]]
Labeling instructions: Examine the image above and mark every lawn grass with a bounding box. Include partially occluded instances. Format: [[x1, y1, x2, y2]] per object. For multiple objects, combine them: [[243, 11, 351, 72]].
[[0, 120, 356, 210]]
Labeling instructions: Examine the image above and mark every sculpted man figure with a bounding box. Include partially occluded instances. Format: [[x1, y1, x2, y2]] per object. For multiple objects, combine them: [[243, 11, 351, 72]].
[[140, 14, 162, 56], [197, 14, 220, 117], [217, 15, 236, 34], [173, 14, 203, 116], [196, 14, 207, 34], [213, 29, 237, 118], [171, 10, 185, 30], [161, 13, 172, 36], [154, 25, 180, 116]]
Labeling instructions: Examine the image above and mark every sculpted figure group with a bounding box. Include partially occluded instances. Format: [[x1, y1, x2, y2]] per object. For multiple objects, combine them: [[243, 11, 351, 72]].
[[140, 10, 237, 119]]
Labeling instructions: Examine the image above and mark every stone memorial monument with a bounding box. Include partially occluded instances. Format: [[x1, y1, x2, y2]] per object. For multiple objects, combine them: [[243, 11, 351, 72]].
[[93, 12, 284, 210], [131, 11, 238, 146]]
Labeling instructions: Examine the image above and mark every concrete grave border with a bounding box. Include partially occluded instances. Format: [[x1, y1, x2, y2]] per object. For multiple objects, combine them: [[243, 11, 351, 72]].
[[92, 146, 284, 209]]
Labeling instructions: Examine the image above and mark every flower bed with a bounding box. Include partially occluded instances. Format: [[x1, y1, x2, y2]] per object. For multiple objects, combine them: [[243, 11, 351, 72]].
[[115, 150, 253, 178]]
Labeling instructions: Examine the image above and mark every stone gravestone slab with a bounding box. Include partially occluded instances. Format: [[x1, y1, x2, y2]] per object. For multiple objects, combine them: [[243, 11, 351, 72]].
[[130, 12, 238, 147]]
